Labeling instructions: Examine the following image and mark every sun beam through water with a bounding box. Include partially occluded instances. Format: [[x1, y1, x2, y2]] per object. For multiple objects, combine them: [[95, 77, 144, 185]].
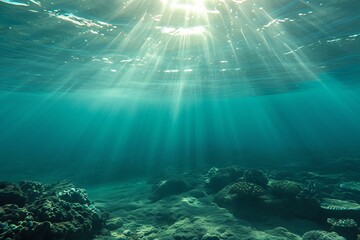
[[103, 0, 319, 101]]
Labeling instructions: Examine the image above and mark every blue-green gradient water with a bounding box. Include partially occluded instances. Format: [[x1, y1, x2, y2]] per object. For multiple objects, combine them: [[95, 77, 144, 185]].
[[0, 0, 359, 181]]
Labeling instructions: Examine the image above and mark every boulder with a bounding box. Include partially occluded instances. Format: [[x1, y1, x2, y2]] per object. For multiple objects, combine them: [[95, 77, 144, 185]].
[[150, 179, 191, 202]]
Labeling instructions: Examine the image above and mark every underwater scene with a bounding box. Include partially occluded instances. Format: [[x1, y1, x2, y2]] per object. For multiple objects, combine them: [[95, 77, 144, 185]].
[[1, 0, 360, 239]]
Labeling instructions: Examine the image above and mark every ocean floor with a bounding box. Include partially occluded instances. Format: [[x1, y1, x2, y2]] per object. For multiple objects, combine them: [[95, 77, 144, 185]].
[[89, 179, 320, 240], [1, 157, 360, 240], [86, 161, 360, 240]]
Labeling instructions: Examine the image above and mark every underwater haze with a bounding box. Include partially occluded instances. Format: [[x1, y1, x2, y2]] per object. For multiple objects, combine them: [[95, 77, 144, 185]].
[[0, 0, 360, 179]]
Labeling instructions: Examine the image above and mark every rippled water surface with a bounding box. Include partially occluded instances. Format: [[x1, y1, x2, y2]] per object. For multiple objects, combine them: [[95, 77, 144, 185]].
[[0, 0, 359, 96]]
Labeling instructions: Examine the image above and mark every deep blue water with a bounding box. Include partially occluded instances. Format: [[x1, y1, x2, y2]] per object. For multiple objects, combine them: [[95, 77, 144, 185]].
[[0, 0, 359, 181]]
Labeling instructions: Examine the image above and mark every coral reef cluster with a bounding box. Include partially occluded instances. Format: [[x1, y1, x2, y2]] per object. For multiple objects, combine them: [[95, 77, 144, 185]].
[[229, 181, 265, 198], [270, 180, 305, 198], [0, 180, 108, 240], [202, 165, 359, 239], [205, 167, 243, 193], [243, 169, 269, 188]]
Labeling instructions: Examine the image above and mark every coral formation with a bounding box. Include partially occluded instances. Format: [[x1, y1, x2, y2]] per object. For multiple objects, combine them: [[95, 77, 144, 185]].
[[327, 218, 358, 227], [320, 198, 360, 211], [243, 169, 268, 188], [229, 181, 265, 199], [326, 218, 359, 240], [340, 181, 360, 193], [0, 182, 27, 207], [270, 180, 304, 198], [0, 181, 108, 240], [19, 181, 45, 203], [205, 167, 242, 193], [320, 198, 360, 224], [57, 187, 91, 205]]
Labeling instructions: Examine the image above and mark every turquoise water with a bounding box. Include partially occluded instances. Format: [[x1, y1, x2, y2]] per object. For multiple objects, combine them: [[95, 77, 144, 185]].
[[0, 0, 360, 181]]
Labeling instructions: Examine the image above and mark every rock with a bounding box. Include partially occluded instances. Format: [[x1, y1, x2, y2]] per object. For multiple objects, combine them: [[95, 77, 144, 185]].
[[205, 167, 242, 193], [0, 182, 27, 207], [269, 180, 321, 220], [122, 229, 132, 236], [302, 230, 346, 240], [213, 185, 238, 210], [243, 169, 268, 188], [214, 181, 265, 207], [261, 193, 321, 221], [214, 183, 268, 221], [171, 223, 206, 240], [106, 217, 124, 230], [270, 180, 305, 198], [150, 179, 191, 202], [188, 190, 207, 199], [290, 195, 321, 220], [214, 179, 320, 221]]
